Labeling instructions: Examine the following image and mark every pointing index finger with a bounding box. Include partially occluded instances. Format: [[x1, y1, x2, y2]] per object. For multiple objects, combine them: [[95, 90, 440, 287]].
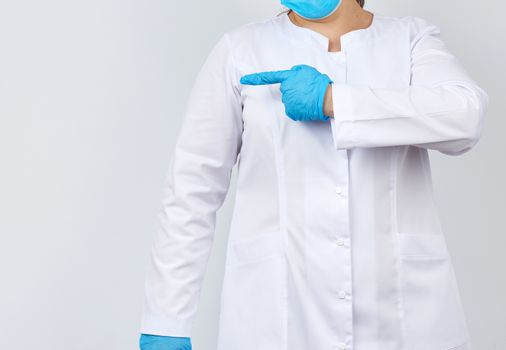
[[240, 69, 293, 86]]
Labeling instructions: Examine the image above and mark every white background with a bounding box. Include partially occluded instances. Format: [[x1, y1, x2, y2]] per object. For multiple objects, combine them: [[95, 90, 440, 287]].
[[0, 0, 504, 349]]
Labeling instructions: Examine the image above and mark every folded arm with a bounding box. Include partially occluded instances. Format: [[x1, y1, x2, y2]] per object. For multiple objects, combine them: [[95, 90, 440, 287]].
[[328, 17, 489, 155]]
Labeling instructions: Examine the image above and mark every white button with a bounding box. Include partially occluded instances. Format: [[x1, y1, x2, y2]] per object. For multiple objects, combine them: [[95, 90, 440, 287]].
[[338, 343, 347, 350], [335, 238, 345, 246], [338, 290, 347, 299], [334, 186, 343, 195]]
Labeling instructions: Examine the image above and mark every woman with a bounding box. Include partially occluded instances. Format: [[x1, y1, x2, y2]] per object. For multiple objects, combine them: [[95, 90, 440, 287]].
[[139, 0, 488, 349]]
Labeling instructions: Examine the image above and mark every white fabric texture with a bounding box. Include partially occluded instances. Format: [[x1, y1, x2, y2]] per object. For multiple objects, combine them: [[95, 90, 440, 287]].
[[140, 12, 488, 350]]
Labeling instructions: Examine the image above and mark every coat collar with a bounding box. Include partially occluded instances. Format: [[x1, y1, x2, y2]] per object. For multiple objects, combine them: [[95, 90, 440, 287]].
[[277, 11, 381, 52]]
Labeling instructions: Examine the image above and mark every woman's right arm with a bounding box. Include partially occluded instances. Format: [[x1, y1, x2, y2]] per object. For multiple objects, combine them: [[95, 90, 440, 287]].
[[139, 32, 243, 348]]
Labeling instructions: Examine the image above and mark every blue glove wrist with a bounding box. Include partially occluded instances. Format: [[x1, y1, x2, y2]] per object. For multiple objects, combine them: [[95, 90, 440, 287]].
[[317, 75, 333, 121], [139, 334, 192, 350]]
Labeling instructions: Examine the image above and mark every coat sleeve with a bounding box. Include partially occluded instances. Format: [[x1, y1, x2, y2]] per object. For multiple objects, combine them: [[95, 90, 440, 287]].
[[139, 33, 243, 337], [329, 16, 489, 155]]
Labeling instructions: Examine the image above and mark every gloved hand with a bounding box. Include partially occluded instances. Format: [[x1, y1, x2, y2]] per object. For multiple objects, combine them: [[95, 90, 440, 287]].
[[240, 64, 333, 122], [139, 334, 192, 350]]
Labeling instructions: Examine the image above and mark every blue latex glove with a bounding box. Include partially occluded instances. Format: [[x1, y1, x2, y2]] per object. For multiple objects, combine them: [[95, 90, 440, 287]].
[[139, 334, 192, 350], [240, 64, 333, 122]]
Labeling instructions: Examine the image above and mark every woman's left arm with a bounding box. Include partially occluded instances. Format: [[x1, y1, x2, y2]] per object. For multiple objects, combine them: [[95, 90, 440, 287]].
[[328, 17, 489, 155]]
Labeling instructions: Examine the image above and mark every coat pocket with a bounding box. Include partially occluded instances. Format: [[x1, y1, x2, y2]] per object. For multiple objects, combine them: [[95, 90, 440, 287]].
[[217, 231, 286, 350], [398, 233, 470, 350]]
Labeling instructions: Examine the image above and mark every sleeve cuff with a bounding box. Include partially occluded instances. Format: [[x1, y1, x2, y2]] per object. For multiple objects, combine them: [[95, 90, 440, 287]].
[[329, 83, 356, 149], [140, 313, 193, 338]]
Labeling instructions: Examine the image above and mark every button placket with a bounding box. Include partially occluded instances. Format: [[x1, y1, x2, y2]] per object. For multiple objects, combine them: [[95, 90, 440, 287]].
[[334, 151, 353, 348], [326, 83, 353, 347]]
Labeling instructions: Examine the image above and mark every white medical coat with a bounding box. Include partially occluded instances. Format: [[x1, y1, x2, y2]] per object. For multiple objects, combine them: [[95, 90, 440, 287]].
[[140, 12, 488, 350]]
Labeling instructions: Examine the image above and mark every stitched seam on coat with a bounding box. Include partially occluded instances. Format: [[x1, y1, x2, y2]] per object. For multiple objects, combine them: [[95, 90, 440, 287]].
[[446, 338, 472, 350], [390, 147, 407, 349], [268, 86, 289, 350]]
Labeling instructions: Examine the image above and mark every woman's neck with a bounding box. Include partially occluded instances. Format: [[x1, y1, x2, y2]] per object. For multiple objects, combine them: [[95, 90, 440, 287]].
[[288, 0, 374, 52]]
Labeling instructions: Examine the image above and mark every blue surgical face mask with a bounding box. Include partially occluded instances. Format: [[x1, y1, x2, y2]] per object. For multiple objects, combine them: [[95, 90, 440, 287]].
[[281, 0, 342, 20]]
